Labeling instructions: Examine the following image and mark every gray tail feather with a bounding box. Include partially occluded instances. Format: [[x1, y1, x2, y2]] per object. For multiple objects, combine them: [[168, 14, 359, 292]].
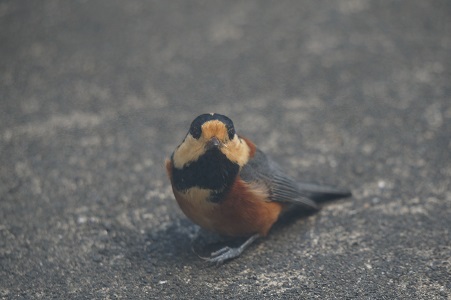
[[298, 182, 352, 203]]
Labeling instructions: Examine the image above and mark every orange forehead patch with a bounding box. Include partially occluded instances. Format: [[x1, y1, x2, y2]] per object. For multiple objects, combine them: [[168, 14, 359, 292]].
[[201, 120, 229, 140]]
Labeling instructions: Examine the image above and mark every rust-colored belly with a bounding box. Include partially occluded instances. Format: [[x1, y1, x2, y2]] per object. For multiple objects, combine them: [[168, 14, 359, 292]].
[[172, 179, 283, 237]]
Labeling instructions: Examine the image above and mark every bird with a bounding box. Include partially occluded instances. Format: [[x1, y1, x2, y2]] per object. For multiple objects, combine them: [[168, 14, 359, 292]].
[[165, 113, 351, 264]]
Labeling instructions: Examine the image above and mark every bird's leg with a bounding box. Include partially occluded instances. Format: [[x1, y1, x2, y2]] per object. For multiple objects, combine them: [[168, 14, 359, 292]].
[[190, 226, 202, 254], [206, 233, 260, 264]]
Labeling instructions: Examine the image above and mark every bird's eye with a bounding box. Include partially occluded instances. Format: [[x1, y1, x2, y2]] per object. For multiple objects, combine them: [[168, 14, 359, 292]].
[[190, 125, 202, 139], [227, 127, 235, 140]]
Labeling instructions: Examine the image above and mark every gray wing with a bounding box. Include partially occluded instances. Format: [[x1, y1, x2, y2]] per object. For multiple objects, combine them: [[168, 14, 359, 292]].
[[240, 149, 351, 210]]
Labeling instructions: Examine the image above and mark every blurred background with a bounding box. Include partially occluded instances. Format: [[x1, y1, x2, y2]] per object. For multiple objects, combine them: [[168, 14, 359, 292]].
[[1, 1, 450, 299]]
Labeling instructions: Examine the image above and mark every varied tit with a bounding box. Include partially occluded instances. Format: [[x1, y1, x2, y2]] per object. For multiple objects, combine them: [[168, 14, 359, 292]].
[[165, 113, 351, 264]]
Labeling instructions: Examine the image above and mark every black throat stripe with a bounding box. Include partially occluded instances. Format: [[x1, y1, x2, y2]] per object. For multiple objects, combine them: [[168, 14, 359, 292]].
[[171, 149, 239, 202]]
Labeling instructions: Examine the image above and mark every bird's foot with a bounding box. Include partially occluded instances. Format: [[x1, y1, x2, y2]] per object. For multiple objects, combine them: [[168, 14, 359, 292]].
[[206, 246, 242, 264], [202, 234, 260, 265]]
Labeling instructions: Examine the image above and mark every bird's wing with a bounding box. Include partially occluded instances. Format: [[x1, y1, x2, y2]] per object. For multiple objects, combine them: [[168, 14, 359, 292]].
[[240, 149, 351, 210]]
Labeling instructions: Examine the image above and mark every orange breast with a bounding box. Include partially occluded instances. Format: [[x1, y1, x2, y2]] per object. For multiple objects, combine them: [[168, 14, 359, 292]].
[[166, 158, 283, 237], [208, 178, 283, 237]]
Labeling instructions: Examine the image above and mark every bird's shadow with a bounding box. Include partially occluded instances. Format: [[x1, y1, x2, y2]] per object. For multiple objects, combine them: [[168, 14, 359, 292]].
[[145, 207, 319, 264], [124, 202, 341, 269], [191, 207, 321, 257]]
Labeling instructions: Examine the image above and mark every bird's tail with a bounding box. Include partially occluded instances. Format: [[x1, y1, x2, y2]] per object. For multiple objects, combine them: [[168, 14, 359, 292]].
[[298, 182, 352, 203]]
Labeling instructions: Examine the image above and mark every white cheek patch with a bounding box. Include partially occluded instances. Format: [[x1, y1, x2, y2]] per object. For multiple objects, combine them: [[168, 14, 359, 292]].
[[172, 134, 251, 169], [172, 135, 206, 169], [221, 136, 251, 167]]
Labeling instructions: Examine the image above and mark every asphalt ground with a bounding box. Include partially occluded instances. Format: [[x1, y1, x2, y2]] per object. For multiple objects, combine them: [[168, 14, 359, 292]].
[[1, 1, 450, 299]]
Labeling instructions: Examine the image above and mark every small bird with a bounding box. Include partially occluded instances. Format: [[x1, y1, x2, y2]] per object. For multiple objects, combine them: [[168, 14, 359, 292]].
[[165, 113, 351, 264]]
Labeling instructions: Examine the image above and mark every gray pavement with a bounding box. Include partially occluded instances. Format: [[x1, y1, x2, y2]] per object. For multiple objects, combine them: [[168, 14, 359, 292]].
[[1, 1, 450, 299]]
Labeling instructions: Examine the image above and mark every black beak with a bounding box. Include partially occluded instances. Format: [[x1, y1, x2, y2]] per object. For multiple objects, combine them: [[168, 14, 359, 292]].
[[205, 137, 221, 150]]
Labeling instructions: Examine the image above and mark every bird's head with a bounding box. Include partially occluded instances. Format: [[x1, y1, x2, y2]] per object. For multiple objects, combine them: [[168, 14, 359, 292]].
[[172, 113, 250, 169]]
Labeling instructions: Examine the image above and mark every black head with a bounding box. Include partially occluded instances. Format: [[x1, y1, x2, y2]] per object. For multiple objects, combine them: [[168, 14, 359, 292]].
[[189, 113, 236, 140]]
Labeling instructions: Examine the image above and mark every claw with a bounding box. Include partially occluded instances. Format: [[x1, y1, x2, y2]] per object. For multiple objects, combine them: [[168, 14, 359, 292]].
[[207, 247, 242, 264], [204, 234, 261, 264], [210, 246, 231, 257]]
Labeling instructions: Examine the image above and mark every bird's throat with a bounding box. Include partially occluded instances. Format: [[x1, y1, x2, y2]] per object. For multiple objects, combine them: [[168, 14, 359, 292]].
[[171, 149, 239, 200]]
